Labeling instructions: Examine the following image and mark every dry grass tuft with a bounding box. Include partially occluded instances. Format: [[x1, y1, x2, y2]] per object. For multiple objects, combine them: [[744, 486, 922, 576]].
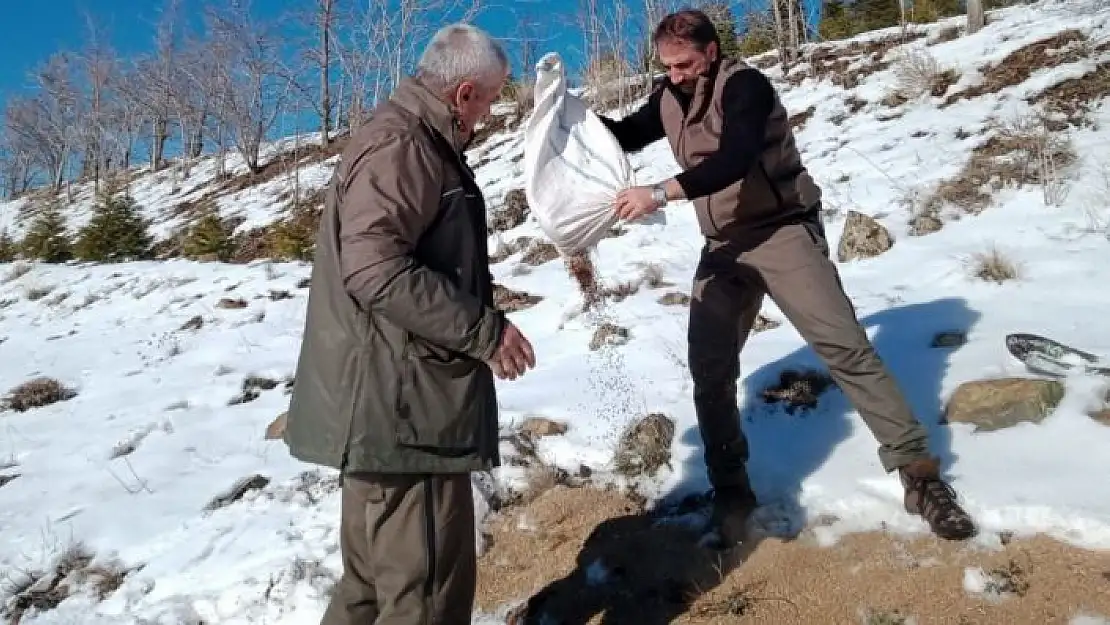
[[969, 246, 1021, 284], [2, 377, 77, 413], [943, 29, 1089, 105], [613, 412, 675, 478], [890, 46, 952, 100]]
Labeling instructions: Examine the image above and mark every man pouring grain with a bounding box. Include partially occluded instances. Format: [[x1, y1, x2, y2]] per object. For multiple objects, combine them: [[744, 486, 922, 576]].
[[283, 23, 534, 625], [599, 9, 976, 546]]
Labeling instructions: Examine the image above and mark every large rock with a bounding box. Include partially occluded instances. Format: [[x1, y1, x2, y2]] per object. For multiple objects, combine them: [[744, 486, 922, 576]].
[[837, 210, 894, 262], [943, 378, 1065, 432]]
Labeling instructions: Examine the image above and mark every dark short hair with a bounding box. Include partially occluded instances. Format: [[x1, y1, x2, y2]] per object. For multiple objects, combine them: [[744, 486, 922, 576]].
[[652, 9, 721, 51]]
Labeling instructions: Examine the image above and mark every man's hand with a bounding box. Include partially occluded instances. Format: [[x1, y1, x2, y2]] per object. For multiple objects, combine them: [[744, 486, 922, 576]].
[[613, 186, 661, 221], [485, 320, 535, 380]]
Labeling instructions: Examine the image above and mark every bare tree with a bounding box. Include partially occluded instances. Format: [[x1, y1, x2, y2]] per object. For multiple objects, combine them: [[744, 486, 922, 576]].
[[201, 1, 293, 174]]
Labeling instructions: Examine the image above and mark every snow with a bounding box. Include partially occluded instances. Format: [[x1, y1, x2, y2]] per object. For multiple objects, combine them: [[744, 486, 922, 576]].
[[3, 0, 1110, 622]]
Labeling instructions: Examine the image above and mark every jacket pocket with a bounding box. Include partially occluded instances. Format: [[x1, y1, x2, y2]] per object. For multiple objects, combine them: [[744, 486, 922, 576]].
[[394, 335, 490, 451]]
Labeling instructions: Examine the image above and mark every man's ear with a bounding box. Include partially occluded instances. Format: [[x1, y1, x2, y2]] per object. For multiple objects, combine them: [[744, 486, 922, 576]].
[[454, 81, 474, 106]]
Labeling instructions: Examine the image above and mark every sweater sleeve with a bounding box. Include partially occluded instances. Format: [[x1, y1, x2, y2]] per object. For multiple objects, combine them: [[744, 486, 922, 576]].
[[596, 86, 667, 153], [673, 68, 776, 200]]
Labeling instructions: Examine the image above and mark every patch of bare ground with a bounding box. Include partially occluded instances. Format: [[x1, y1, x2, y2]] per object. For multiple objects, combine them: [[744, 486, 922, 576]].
[[479, 486, 1110, 625], [803, 32, 927, 90], [921, 112, 1076, 214], [1028, 57, 1110, 127], [942, 29, 1090, 106]]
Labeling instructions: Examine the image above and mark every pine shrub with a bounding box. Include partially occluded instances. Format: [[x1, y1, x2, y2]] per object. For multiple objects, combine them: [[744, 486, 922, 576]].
[[183, 209, 235, 261], [0, 228, 17, 262], [21, 199, 73, 263], [74, 191, 153, 262], [267, 201, 320, 261]]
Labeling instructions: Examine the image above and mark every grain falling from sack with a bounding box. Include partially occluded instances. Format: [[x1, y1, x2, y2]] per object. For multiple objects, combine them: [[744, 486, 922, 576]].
[[565, 253, 601, 308]]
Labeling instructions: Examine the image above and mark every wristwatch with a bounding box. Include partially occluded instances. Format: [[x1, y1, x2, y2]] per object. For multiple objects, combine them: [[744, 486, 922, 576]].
[[651, 184, 668, 207]]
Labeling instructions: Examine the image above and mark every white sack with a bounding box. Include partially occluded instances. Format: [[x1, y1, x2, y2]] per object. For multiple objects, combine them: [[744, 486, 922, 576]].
[[523, 52, 635, 256]]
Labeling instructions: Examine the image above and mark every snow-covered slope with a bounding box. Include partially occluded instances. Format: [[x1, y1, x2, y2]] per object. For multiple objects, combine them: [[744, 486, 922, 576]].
[[3, 0, 1110, 622]]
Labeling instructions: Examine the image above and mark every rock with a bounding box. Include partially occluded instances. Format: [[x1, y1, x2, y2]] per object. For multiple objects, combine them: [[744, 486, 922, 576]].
[[216, 297, 248, 309], [837, 210, 894, 262], [589, 323, 630, 351], [943, 378, 1065, 432], [614, 413, 676, 478], [931, 330, 967, 348], [490, 188, 529, 232], [266, 412, 288, 440], [0, 473, 18, 489], [204, 474, 271, 511], [910, 213, 943, 236], [657, 291, 691, 306], [519, 416, 568, 438], [493, 283, 543, 312]]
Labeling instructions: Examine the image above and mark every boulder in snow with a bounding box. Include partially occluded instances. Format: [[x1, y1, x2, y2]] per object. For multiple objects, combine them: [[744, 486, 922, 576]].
[[942, 378, 1064, 432], [837, 210, 894, 262]]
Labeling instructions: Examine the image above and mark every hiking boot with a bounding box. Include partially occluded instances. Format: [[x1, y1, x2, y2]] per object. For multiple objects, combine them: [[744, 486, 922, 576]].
[[707, 484, 759, 547], [899, 457, 977, 541]]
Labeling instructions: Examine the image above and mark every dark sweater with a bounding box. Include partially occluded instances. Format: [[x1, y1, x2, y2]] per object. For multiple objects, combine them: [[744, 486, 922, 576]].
[[598, 66, 775, 201]]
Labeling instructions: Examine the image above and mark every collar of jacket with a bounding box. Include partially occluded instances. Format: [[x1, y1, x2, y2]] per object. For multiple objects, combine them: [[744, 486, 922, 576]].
[[390, 76, 468, 155]]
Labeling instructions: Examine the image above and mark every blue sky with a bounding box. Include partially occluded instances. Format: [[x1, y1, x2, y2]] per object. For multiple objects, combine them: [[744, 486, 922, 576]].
[[0, 0, 826, 98], [0, 0, 602, 102]]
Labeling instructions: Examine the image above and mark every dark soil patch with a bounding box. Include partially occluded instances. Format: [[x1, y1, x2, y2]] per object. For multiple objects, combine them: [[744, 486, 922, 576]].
[[942, 29, 1089, 106]]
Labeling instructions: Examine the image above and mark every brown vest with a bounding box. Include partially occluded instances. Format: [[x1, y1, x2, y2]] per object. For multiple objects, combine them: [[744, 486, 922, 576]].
[[659, 58, 821, 241]]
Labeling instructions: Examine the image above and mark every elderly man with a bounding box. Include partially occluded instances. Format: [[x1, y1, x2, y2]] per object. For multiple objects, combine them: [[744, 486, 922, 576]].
[[600, 9, 977, 546], [283, 23, 535, 625]]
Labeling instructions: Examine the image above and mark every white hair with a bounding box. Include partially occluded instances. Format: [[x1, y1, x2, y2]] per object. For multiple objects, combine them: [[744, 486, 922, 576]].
[[416, 23, 509, 94]]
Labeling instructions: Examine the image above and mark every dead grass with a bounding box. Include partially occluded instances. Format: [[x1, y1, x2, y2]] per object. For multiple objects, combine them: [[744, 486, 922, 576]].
[[1, 541, 136, 622], [788, 105, 816, 131], [2, 377, 77, 413], [493, 283, 543, 312], [491, 189, 529, 232], [922, 113, 1076, 214], [490, 236, 534, 264], [613, 412, 675, 478], [1029, 59, 1110, 127], [890, 46, 950, 100], [943, 29, 1090, 106], [479, 484, 1110, 624], [969, 246, 1022, 283], [805, 32, 927, 91], [521, 240, 560, 266]]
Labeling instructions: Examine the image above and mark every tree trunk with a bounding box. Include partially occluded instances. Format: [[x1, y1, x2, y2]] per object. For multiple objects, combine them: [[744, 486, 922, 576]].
[[320, 0, 333, 147], [966, 0, 985, 34]]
